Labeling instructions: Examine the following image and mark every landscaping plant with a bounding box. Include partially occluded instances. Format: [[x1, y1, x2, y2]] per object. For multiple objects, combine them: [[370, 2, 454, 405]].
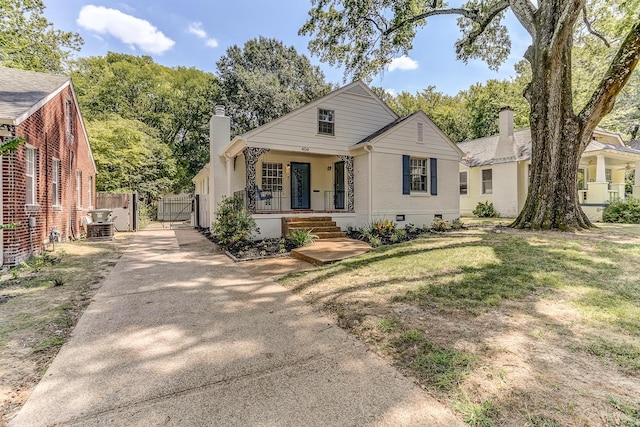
[[473, 201, 499, 218], [603, 197, 640, 224], [212, 197, 259, 251], [288, 228, 319, 248]]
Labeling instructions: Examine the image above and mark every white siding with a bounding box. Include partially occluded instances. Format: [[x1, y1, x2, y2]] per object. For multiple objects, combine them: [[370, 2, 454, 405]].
[[246, 90, 397, 155], [371, 114, 462, 161]]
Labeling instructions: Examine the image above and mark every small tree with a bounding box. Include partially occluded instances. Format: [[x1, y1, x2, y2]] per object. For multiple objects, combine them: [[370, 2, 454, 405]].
[[212, 197, 259, 251]]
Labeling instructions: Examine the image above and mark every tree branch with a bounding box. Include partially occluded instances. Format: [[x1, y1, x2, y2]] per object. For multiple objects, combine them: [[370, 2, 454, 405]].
[[455, 0, 511, 56], [383, 8, 480, 36], [579, 19, 640, 130], [550, 0, 585, 53], [509, 0, 537, 37], [581, 6, 610, 48]]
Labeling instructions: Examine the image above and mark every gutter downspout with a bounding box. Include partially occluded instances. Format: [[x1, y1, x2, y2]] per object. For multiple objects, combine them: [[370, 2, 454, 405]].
[[364, 144, 373, 223]]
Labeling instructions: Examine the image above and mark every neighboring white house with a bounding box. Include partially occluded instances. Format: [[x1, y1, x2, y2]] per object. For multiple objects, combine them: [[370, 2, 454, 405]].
[[194, 81, 464, 238], [458, 107, 640, 220]]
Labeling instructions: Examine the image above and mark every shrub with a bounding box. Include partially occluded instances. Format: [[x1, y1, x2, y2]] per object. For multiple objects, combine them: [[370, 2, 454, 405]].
[[289, 228, 318, 247], [451, 218, 464, 230], [212, 197, 259, 250], [603, 197, 640, 223], [473, 201, 499, 218], [431, 218, 452, 232]]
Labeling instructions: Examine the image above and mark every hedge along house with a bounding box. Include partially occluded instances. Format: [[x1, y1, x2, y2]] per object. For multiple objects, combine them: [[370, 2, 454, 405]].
[[195, 81, 463, 239], [0, 67, 97, 266], [458, 107, 640, 220]]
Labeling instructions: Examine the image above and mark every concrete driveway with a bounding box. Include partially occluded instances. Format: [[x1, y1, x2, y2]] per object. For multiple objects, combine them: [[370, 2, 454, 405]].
[[10, 227, 462, 426]]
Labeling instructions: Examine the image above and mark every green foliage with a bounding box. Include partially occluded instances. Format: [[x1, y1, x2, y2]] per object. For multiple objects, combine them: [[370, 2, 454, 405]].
[[473, 201, 499, 218], [212, 197, 259, 251], [0, 0, 83, 73], [451, 218, 465, 230], [392, 329, 476, 391], [71, 53, 220, 191], [431, 218, 452, 232], [216, 37, 333, 136], [288, 228, 319, 248], [85, 116, 176, 202], [603, 198, 640, 224]]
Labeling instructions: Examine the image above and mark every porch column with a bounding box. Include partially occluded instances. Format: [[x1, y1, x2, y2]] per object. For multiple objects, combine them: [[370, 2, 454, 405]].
[[595, 155, 606, 182], [634, 161, 640, 199], [337, 155, 354, 211], [243, 147, 270, 211], [587, 155, 609, 204]]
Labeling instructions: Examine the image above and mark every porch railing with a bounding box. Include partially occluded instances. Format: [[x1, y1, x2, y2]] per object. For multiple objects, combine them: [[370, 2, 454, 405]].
[[234, 189, 283, 212], [324, 191, 346, 210]]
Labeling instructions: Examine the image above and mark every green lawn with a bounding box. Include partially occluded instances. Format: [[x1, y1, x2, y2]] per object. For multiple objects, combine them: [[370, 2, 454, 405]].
[[280, 225, 640, 426]]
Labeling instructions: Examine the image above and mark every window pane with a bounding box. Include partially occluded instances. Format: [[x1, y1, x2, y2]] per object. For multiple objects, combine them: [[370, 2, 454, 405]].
[[460, 171, 468, 195], [261, 162, 283, 192], [410, 158, 428, 192], [482, 169, 493, 194]]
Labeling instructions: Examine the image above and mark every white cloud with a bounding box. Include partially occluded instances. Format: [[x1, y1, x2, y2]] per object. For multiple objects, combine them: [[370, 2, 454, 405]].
[[206, 39, 219, 48], [187, 22, 207, 39], [385, 88, 397, 96], [77, 5, 175, 55], [387, 55, 419, 72]]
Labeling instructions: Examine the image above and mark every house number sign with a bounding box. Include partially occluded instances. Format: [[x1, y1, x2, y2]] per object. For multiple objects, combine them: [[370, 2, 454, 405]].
[[301, 147, 310, 152]]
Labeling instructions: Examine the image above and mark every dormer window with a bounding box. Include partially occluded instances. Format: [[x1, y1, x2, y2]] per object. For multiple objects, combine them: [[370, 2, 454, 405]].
[[318, 109, 334, 135]]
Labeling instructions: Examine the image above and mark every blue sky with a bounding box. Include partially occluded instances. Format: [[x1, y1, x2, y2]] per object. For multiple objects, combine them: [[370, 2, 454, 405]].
[[43, 0, 532, 96]]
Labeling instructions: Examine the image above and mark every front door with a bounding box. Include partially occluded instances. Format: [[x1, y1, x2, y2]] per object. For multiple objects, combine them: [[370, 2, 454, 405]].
[[334, 161, 345, 210], [291, 162, 311, 209]]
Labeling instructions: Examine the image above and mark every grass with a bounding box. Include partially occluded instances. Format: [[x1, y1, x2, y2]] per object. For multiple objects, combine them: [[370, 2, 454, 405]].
[[280, 225, 640, 425], [0, 238, 129, 419]]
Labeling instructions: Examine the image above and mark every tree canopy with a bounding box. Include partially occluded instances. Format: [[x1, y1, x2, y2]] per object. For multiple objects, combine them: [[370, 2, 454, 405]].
[[216, 37, 333, 136], [301, 0, 640, 230], [0, 0, 82, 73], [71, 53, 220, 192]]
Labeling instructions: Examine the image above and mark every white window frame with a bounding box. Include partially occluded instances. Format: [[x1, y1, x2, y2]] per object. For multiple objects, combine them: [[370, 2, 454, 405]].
[[261, 162, 283, 192], [88, 175, 93, 209], [26, 146, 36, 205], [482, 169, 493, 195], [52, 158, 61, 207], [410, 158, 428, 192], [76, 170, 82, 208], [460, 171, 468, 195], [318, 109, 335, 135]]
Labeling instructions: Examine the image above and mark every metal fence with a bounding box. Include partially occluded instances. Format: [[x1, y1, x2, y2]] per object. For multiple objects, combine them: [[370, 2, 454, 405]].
[[157, 195, 193, 222]]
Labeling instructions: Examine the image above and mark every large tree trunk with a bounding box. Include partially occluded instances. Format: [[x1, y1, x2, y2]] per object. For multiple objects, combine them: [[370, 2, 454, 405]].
[[512, 1, 592, 230]]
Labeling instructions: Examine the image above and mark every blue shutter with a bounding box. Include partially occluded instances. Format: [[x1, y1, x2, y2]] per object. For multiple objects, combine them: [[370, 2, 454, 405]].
[[430, 158, 438, 195], [402, 155, 411, 195]]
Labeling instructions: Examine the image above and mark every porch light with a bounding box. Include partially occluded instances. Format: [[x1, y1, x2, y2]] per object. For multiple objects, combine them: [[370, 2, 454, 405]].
[[286, 164, 291, 174], [327, 166, 332, 171]]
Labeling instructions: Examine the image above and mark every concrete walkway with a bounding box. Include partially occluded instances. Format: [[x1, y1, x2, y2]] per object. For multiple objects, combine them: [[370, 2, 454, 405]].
[[11, 228, 462, 427]]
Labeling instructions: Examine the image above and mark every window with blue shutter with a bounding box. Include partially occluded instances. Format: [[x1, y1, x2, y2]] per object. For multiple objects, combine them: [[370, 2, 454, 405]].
[[402, 155, 410, 195], [430, 158, 438, 195]]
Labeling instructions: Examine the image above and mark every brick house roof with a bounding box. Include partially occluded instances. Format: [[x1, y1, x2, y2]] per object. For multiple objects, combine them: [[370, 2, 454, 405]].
[[0, 67, 70, 123]]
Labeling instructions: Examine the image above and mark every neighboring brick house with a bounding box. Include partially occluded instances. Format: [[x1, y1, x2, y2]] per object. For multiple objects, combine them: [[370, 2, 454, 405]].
[[0, 67, 97, 266]]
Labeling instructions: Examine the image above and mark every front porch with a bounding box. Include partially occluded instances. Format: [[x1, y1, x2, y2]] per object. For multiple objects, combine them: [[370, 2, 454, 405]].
[[229, 147, 355, 215], [577, 154, 640, 220]]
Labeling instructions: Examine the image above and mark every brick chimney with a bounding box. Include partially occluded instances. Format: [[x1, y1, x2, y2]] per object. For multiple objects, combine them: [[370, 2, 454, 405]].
[[494, 106, 516, 160]]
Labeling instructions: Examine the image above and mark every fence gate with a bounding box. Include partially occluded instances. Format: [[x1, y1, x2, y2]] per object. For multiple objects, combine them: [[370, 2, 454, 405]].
[[157, 195, 193, 225]]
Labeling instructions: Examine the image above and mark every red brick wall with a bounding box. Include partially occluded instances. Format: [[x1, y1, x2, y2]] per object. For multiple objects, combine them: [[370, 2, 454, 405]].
[[2, 84, 97, 266]]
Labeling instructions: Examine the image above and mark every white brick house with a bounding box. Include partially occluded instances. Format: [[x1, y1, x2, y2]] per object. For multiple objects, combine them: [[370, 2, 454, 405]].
[[194, 81, 463, 238]]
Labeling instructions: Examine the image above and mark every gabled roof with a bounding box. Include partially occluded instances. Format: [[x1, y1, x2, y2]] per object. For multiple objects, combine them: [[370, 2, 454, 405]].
[[230, 80, 398, 144], [355, 114, 414, 145], [458, 128, 640, 167], [0, 67, 70, 124], [457, 129, 531, 167]]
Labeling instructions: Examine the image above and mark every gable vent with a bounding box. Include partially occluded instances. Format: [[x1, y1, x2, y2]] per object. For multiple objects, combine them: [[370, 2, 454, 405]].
[[417, 122, 424, 142]]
